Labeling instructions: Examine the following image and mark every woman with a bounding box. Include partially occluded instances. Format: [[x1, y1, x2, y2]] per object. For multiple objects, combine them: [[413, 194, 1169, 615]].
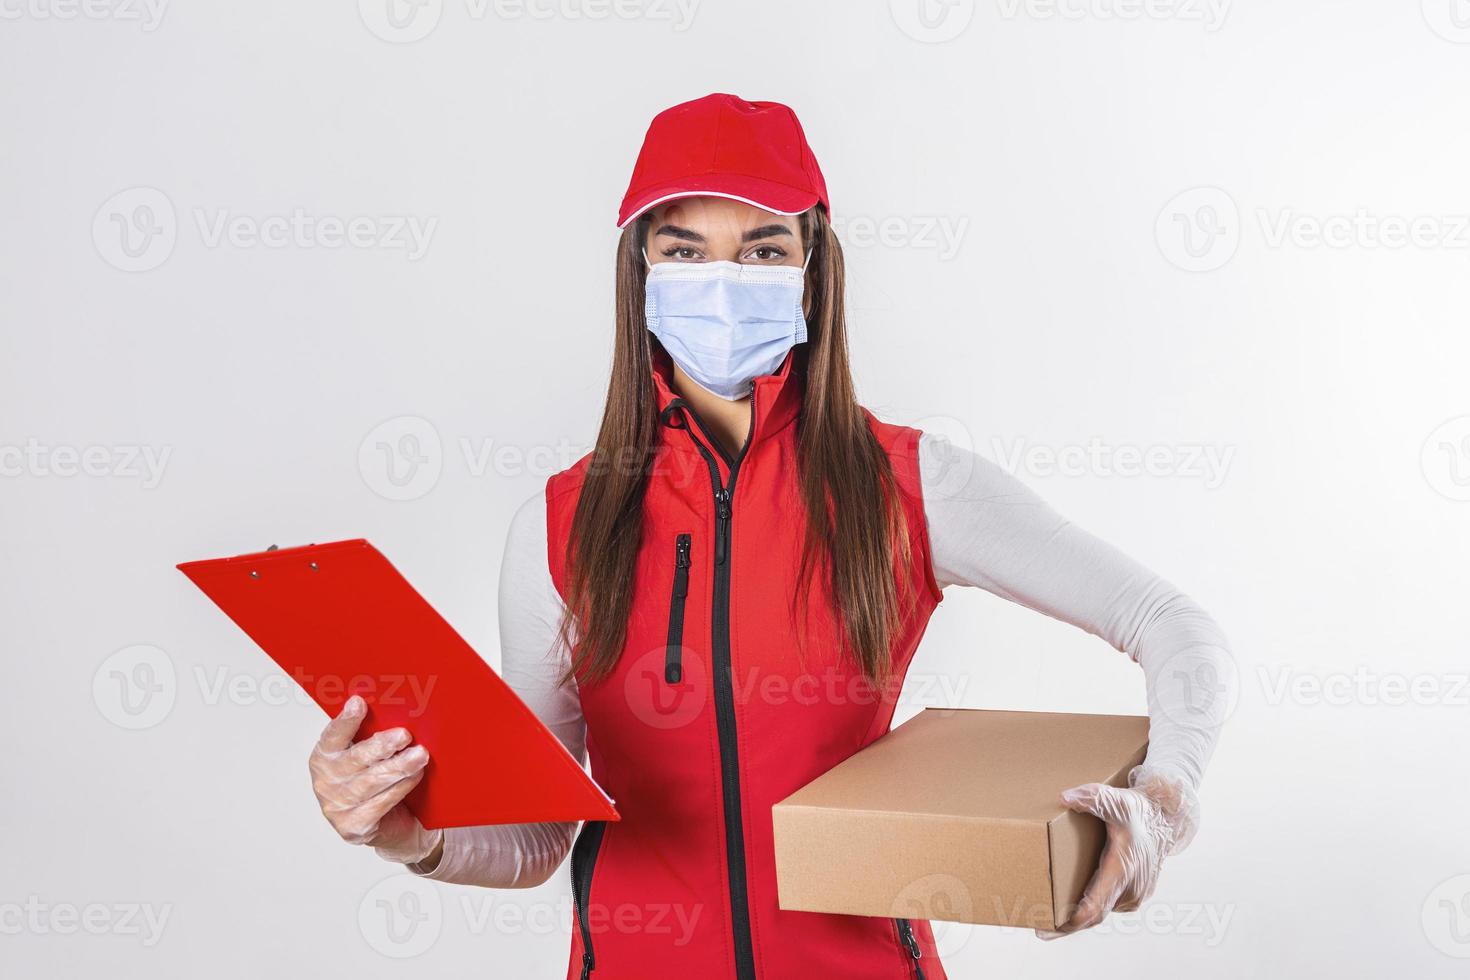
[[307, 94, 1230, 980]]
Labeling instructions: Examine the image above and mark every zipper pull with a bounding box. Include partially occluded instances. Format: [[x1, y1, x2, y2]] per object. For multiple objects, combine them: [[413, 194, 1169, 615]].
[[666, 534, 692, 684], [899, 919, 923, 960], [714, 487, 731, 565], [580, 949, 594, 979]]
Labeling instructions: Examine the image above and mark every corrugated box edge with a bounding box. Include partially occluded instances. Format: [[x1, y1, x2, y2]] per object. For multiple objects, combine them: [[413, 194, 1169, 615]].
[[1044, 741, 1150, 929], [773, 805, 1054, 927]]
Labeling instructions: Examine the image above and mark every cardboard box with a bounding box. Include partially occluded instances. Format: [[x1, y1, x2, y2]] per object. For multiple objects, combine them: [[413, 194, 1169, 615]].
[[772, 708, 1149, 930]]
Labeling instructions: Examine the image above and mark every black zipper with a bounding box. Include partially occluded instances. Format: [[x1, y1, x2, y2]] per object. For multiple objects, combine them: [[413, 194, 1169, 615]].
[[664, 394, 757, 980], [570, 820, 607, 979], [896, 918, 927, 980], [664, 533, 692, 683]]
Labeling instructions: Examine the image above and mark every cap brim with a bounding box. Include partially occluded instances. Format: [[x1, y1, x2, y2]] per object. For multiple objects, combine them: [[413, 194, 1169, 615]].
[[617, 174, 820, 228]]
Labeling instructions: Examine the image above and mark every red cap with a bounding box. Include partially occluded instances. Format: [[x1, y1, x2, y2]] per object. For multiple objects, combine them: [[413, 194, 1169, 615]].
[[617, 93, 829, 228]]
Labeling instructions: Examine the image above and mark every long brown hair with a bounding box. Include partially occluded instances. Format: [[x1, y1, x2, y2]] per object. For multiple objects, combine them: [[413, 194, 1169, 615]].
[[558, 206, 915, 686]]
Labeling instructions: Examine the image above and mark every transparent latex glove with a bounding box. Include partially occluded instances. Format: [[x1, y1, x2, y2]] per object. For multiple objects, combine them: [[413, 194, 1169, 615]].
[[1037, 768, 1198, 940], [307, 695, 443, 865]]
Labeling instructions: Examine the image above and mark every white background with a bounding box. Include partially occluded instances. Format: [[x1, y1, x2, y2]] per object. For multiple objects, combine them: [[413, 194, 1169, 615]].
[[3, 1, 1468, 977]]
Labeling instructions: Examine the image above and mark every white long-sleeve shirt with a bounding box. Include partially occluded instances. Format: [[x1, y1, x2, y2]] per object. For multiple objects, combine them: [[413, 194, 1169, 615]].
[[396, 430, 1232, 886]]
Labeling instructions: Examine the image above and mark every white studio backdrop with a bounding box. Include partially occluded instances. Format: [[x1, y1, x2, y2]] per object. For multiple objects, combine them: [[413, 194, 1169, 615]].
[[2, 1, 1468, 977]]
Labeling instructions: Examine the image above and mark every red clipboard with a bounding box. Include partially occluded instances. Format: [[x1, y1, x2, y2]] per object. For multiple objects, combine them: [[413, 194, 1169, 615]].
[[178, 539, 618, 830]]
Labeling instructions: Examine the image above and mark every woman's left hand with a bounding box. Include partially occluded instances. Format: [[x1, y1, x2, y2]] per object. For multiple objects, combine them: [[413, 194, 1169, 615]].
[[1037, 774, 1194, 940]]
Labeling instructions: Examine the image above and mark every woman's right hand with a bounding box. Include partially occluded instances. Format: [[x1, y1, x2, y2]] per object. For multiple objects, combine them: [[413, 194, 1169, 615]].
[[308, 695, 442, 865]]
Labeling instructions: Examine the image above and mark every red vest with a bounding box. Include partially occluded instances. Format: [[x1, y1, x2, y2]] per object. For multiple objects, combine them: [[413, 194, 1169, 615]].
[[546, 348, 947, 980]]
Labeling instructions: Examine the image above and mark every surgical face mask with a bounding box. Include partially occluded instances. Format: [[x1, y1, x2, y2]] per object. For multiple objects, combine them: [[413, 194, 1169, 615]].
[[643, 252, 809, 401]]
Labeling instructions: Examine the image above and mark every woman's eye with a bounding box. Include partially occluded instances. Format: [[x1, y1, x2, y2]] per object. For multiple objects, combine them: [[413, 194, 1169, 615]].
[[747, 246, 787, 262], [660, 246, 703, 261]]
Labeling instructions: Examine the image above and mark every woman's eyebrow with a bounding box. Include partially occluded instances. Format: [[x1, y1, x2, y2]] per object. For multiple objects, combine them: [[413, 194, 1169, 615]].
[[742, 224, 793, 242], [653, 224, 705, 243]]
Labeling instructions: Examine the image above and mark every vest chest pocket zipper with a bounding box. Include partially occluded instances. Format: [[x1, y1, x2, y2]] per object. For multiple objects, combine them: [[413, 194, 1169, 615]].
[[895, 918, 926, 979], [663, 533, 692, 684], [571, 821, 608, 979]]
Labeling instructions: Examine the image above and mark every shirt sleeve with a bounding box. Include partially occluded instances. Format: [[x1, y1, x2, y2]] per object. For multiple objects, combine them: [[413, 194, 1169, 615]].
[[915, 430, 1232, 829], [401, 486, 586, 887]]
